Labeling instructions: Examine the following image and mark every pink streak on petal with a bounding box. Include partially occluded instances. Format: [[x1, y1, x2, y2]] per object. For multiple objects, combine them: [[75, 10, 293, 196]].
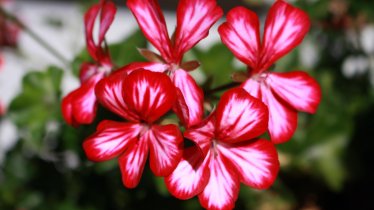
[[215, 88, 268, 143], [267, 71, 321, 113], [62, 72, 104, 126], [261, 84, 298, 144], [148, 124, 183, 176], [83, 120, 141, 162], [84, 1, 115, 65], [98, 1, 116, 48], [198, 151, 240, 210], [123, 70, 176, 123], [241, 78, 262, 98], [174, 0, 223, 62], [219, 139, 279, 189], [165, 145, 210, 200], [119, 133, 149, 188], [84, 3, 100, 61], [218, 6, 261, 69], [260, 0, 310, 71], [127, 0, 173, 62], [171, 69, 204, 127], [95, 72, 140, 122]]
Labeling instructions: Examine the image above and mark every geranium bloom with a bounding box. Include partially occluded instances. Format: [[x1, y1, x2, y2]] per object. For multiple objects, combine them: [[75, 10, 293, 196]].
[[165, 88, 279, 210], [61, 0, 116, 127], [126, 0, 223, 128], [218, 0, 321, 143], [83, 70, 183, 188], [0, 0, 20, 48]]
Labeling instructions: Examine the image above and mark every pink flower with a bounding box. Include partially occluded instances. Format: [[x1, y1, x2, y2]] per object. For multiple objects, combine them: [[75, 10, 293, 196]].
[[125, 0, 223, 128], [61, 0, 116, 127], [83, 70, 183, 188], [218, 0, 322, 144], [0, 0, 20, 48], [165, 88, 279, 210]]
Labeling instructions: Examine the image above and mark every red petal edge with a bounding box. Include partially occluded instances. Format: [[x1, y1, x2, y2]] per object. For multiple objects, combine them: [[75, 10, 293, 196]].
[[83, 120, 141, 161], [218, 6, 261, 69], [123, 69, 176, 123], [165, 145, 210, 200], [148, 124, 183, 176], [215, 88, 269, 143]]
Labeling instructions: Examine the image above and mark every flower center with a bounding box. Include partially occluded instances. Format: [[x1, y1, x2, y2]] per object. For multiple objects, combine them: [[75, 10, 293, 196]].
[[252, 72, 269, 83], [211, 139, 219, 157], [139, 123, 151, 137], [98, 63, 112, 75]]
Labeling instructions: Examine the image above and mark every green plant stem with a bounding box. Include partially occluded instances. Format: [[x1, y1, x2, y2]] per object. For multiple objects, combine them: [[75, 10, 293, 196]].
[[0, 6, 70, 67], [206, 81, 241, 95]]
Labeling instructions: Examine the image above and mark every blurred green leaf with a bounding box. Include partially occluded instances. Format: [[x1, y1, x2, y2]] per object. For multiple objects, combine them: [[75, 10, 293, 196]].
[[8, 66, 63, 152], [192, 43, 240, 88], [109, 30, 147, 67]]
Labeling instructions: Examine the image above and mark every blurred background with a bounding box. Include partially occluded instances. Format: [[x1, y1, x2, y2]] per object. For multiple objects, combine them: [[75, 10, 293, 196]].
[[1, 0, 374, 209]]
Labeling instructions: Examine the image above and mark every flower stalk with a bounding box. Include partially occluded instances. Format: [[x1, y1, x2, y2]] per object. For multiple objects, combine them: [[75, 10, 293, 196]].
[[0, 6, 70, 66]]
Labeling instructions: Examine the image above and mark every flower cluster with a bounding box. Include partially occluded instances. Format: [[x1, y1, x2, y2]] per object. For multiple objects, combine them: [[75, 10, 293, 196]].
[[62, 0, 321, 209]]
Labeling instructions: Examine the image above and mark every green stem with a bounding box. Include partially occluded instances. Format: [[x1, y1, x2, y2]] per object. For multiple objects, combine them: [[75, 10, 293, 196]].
[[206, 82, 241, 95], [0, 6, 70, 67]]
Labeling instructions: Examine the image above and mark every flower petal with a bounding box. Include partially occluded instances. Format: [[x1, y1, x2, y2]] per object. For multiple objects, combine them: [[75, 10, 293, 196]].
[[267, 71, 321, 113], [83, 120, 141, 162], [95, 72, 140, 122], [260, 84, 298, 144], [116, 62, 169, 75], [79, 63, 99, 83], [98, 1, 116, 50], [84, 1, 115, 64], [174, 0, 223, 62], [241, 78, 262, 98], [165, 145, 210, 200], [119, 133, 149, 188], [84, 3, 100, 61], [184, 114, 215, 156], [123, 70, 176, 123], [219, 139, 279, 189], [62, 73, 104, 126], [260, 0, 310, 70], [171, 69, 204, 128], [215, 88, 268, 143], [148, 124, 183, 176], [127, 0, 173, 62], [218, 6, 261, 69], [198, 151, 240, 210]]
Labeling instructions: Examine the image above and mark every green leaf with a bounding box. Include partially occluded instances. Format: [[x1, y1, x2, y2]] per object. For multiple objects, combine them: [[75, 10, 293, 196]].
[[8, 66, 63, 152], [192, 43, 240, 88], [109, 30, 147, 67]]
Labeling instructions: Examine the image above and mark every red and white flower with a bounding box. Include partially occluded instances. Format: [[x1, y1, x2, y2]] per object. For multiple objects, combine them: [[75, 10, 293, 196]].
[[126, 0, 223, 128], [218, 0, 321, 143], [61, 0, 116, 127], [83, 70, 183, 188], [165, 88, 279, 210]]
